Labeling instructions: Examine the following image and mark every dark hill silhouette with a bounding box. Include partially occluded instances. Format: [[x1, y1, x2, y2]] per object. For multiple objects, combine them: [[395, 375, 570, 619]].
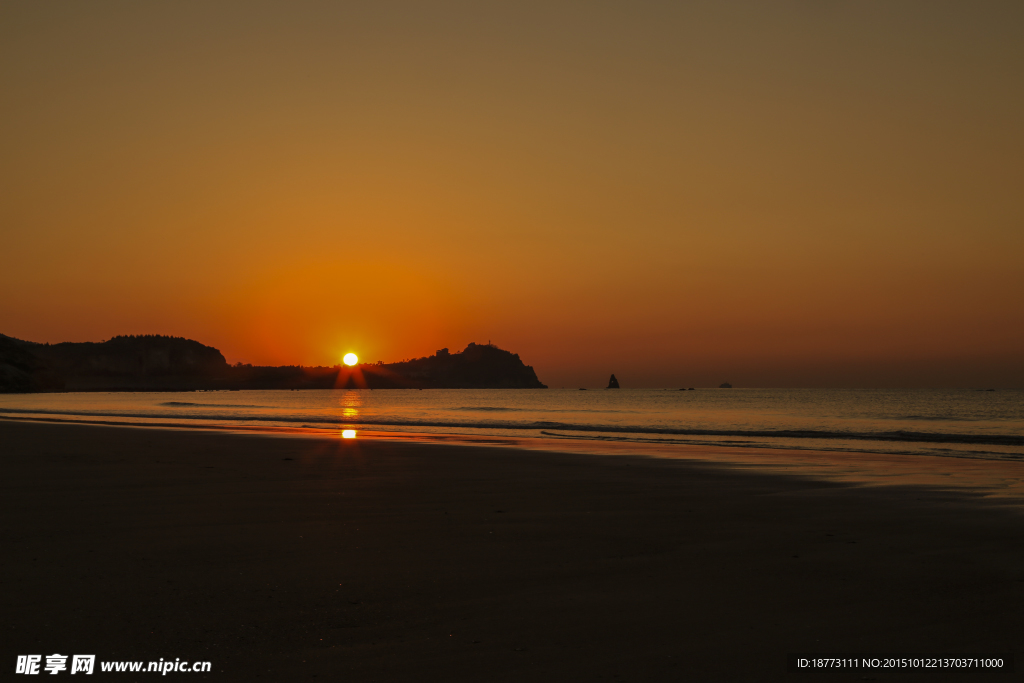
[[0, 335, 546, 392], [0, 334, 64, 392], [36, 335, 229, 378], [237, 343, 546, 390], [1, 334, 230, 392], [372, 343, 546, 389]]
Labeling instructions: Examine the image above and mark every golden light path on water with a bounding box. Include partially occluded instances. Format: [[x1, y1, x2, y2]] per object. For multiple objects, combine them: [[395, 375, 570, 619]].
[[341, 390, 360, 421]]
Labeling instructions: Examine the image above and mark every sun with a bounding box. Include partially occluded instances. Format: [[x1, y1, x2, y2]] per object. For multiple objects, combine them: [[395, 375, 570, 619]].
[[343, 352, 359, 366]]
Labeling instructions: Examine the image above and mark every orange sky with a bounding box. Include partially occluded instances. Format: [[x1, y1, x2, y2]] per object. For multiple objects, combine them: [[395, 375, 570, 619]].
[[2, 1, 1022, 387]]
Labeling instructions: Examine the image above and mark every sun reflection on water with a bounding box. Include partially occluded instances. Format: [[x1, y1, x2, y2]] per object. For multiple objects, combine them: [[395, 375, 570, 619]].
[[340, 390, 361, 421]]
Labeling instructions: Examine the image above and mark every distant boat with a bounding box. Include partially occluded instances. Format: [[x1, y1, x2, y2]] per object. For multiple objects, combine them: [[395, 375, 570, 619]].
[[607, 374, 620, 389], [579, 388, 587, 391]]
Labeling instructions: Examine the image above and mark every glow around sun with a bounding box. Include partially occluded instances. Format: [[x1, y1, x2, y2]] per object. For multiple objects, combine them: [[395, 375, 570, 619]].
[[343, 353, 359, 366]]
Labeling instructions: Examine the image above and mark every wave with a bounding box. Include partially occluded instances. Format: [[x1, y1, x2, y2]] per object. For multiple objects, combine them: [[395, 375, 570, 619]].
[[452, 406, 522, 412], [452, 406, 643, 414], [2, 407, 1022, 447], [160, 402, 263, 408], [537, 432, 1024, 461]]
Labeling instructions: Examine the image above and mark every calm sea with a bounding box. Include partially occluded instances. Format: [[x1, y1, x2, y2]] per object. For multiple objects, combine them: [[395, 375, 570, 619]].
[[1, 388, 1022, 461]]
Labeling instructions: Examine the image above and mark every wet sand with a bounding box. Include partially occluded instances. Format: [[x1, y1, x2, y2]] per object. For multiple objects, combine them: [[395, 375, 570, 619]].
[[2, 420, 1022, 681]]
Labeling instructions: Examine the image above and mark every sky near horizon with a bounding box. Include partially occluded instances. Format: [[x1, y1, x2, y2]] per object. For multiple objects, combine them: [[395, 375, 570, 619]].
[[2, 1, 1022, 387]]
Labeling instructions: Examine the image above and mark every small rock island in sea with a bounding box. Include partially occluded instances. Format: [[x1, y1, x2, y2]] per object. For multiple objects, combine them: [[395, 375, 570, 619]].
[[0, 334, 547, 392]]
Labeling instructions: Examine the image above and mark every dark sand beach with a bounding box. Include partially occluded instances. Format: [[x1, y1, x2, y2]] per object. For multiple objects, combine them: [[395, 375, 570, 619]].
[[2, 419, 1022, 681]]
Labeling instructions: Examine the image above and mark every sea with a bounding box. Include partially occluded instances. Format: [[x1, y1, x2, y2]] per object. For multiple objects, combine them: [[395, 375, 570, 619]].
[[1, 388, 1022, 462]]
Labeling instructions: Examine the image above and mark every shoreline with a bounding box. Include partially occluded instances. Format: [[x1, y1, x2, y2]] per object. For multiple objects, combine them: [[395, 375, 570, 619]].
[[4, 413, 1024, 502], [2, 387, 1020, 469], [3, 419, 1023, 680]]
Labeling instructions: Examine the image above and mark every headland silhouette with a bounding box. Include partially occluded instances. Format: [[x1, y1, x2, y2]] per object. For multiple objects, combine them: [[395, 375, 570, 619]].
[[0, 334, 547, 392]]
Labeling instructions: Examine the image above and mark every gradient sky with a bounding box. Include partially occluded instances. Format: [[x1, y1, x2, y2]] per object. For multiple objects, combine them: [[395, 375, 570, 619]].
[[2, 1, 1022, 387]]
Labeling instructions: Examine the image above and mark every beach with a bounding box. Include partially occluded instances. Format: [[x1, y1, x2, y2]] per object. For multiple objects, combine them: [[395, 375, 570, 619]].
[[3, 419, 1022, 681]]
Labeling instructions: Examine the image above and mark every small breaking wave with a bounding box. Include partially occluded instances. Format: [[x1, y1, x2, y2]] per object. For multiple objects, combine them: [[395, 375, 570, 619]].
[[160, 402, 263, 408], [452, 406, 640, 414], [1, 406, 1021, 447], [452, 406, 522, 412]]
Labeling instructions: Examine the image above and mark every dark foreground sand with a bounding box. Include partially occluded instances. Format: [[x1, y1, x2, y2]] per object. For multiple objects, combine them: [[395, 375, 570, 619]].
[[2, 420, 1022, 681]]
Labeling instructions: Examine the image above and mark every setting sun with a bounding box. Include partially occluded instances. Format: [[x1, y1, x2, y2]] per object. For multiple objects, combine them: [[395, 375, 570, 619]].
[[343, 353, 358, 366]]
